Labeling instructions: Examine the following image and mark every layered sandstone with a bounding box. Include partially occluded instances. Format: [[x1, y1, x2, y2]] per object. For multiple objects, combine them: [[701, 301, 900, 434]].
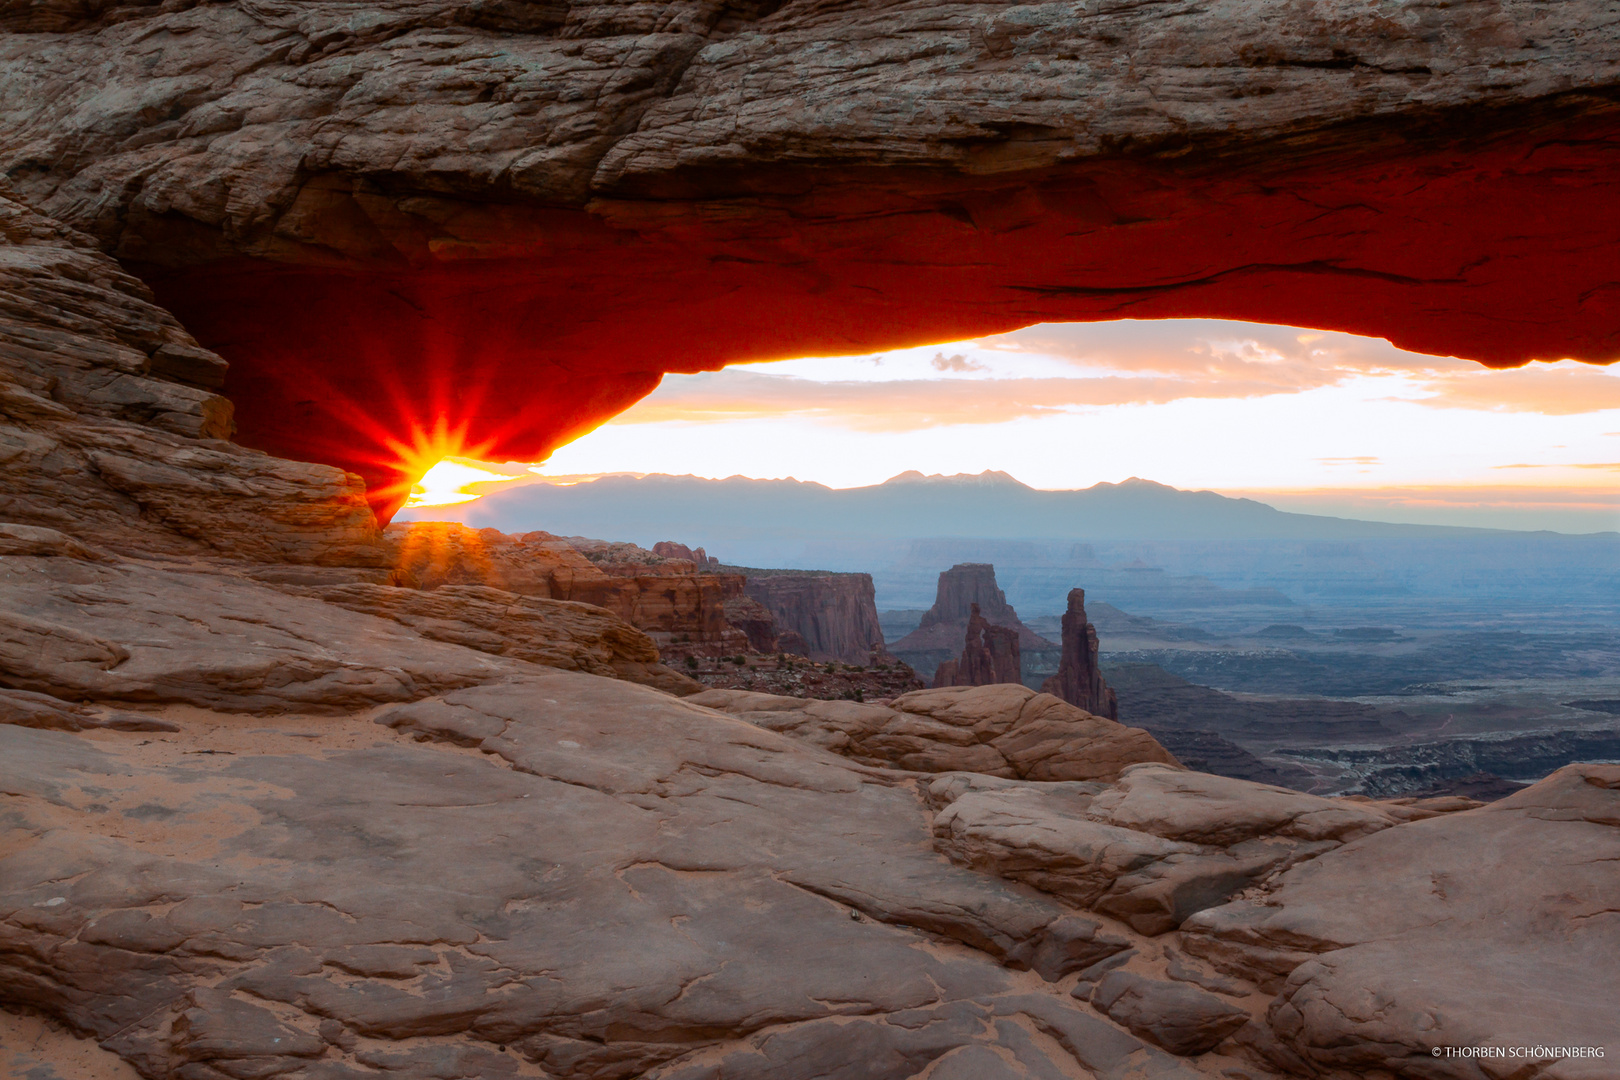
[[0, 188, 386, 566], [388, 523, 751, 656], [735, 567, 887, 665], [3, 3, 1619, 506], [892, 563, 1055, 681], [934, 603, 1023, 689], [1042, 588, 1119, 721], [653, 541, 718, 567]]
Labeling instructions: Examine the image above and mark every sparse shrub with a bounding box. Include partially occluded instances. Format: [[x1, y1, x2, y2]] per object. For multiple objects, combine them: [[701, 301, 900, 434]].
[[684, 656, 698, 670]]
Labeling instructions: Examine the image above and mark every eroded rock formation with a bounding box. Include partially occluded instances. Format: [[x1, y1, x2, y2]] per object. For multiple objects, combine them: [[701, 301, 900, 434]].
[[389, 523, 751, 656], [934, 602, 1023, 688], [736, 567, 886, 665], [653, 541, 717, 567], [4, 2, 1619, 505], [694, 682, 1176, 782], [1042, 588, 1118, 721], [892, 563, 1055, 680]]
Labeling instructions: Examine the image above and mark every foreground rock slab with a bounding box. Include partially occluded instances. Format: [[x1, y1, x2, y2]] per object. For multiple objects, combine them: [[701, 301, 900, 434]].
[[931, 764, 1400, 935], [1184, 763, 1620, 1078], [0, 666, 1213, 1080]]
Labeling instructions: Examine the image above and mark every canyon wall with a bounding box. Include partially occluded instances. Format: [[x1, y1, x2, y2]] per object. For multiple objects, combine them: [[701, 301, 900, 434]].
[[737, 567, 886, 665], [3, 3, 1619, 507], [392, 524, 751, 655], [0, 187, 386, 567]]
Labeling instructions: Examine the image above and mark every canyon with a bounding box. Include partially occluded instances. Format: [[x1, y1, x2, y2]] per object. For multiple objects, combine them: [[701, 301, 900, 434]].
[[3, 0, 1620, 1076], [3, 172, 1618, 1079]]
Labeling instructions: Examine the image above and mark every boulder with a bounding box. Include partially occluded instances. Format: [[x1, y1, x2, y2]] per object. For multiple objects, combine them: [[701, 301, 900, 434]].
[[931, 763, 1400, 935], [1088, 763, 1397, 846], [1089, 972, 1250, 1056], [691, 683, 1177, 782]]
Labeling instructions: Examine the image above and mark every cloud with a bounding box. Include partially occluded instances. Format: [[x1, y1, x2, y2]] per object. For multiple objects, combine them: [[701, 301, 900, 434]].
[[978, 319, 1431, 384], [931, 352, 987, 373], [608, 321, 1620, 435], [608, 369, 1372, 431], [1317, 456, 1381, 466], [1494, 462, 1620, 471], [980, 320, 1620, 416], [1409, 366, 1620, 415]]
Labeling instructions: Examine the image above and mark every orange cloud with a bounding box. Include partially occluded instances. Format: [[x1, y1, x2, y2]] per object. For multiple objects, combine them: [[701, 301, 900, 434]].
[[983, 321, 1620, 416], [610, 321, 1620, 433], [1409, 366, 1620, 415], [613, 370, 1351, 430]]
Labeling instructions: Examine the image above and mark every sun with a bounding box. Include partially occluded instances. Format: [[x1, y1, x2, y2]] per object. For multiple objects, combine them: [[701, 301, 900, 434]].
[[405, 458, 522, 507], [372, 417, 521, 510]]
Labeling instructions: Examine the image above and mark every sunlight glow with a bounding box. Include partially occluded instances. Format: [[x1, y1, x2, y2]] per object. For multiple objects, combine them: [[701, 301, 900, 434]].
[[406, 458, 522, 508], [396, 320, 1620, 531]]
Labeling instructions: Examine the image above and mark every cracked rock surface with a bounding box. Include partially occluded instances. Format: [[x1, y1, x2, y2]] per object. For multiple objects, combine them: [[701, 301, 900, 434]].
[[690, 683, 1177, 782], [3, 661, 1211, 1080], [1181, 762, 1620, 1078]]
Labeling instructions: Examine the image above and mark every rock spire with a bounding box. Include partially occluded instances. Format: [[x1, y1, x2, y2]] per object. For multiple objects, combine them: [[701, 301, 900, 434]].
[[933, 604, 1023, 688], [1041, 588, 1118, 721]]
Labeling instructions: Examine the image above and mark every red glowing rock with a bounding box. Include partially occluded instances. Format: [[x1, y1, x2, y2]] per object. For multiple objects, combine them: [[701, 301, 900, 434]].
[[4, 0, 1617, 516]]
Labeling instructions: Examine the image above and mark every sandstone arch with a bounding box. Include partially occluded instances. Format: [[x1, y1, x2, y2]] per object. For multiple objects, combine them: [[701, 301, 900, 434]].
[[3, 0, 1616, 514]]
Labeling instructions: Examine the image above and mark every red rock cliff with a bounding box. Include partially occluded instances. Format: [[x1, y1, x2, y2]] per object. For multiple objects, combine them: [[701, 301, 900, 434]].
[[737, 568, 886, 666], [390, 524, 749, 655], [2, 2, 1617, 512]]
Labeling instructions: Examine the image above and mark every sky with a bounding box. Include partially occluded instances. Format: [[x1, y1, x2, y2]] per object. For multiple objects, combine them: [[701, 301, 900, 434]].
[[407, 319, 1620, 533]]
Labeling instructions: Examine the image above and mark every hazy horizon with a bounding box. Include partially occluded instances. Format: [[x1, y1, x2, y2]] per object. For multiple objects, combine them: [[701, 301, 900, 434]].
[[403, 318, 1620, 534]]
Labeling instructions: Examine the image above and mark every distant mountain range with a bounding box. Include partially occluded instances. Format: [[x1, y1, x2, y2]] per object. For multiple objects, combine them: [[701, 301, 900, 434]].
[[408, 470, 1620, 619], [413, 470, 1581, 546]]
